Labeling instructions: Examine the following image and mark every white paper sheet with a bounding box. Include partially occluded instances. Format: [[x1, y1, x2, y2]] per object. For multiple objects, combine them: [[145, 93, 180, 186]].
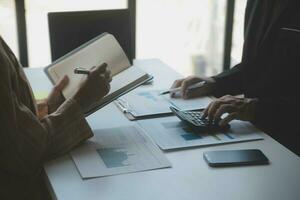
[[117, 89, 212, 117], [138, 117, 263, 150], [71, 126, 171, 179]]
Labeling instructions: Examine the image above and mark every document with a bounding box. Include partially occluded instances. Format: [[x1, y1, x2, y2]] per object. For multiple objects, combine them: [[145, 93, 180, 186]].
[[138, 117, 263, 150], [115, 89, 212, 118], [45, 33, 151, 115], [71, 126, 171, 179]]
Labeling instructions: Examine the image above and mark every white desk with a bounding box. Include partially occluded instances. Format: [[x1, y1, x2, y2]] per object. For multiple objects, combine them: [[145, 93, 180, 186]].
[[26, 59, 300, 200]]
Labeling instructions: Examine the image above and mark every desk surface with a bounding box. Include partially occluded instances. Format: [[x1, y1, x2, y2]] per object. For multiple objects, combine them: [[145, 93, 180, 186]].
[[26, 59, 300, 200]]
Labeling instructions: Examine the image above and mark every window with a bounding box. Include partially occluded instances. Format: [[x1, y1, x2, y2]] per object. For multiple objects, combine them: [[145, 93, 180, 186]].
[[25, 0, 127, 67], [231, 0, 247, 67], [136, 0, 226, 76], [0, 0, 19, 58], [5, 0, 235, 76]]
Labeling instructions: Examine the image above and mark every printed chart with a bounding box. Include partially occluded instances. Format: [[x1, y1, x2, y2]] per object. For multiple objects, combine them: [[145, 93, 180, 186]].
[[117, 89, 212, 117], [97, 147, 134, 168], [71, 126, 171, 178], [138, 117, 263, 150]]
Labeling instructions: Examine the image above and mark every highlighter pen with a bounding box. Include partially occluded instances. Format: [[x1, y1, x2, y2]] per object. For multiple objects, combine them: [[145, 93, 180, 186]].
[[74, 67, 90, 75]]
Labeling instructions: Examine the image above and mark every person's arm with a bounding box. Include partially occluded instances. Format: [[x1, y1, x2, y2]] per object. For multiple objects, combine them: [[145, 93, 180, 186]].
[[201, 95, 299, 137], [0, 59, 93, 176], [212, 63, 244, 97], [254, 97, 298, 133], [169, 63, 244, 99], [35, 75, 69, 119], [211, 0, 258, 97], [36, 99, 48, 119]]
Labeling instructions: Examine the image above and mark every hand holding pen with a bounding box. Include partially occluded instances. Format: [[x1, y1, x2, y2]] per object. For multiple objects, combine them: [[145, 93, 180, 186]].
[[74, 67, 91, 75], [167, 75, 216, 99], [74, 64, 111, 82], [73, 63, 112, 112], [160, 81, 206, 95]]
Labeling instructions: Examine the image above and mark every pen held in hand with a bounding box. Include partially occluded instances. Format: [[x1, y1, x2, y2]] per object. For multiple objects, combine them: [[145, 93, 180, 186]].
[[159, 81, 206, 95], [74, 67, 90, 75]]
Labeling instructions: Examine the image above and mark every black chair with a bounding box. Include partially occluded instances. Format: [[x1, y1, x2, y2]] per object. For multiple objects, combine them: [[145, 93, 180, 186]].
[[48, 9, 135, 62]]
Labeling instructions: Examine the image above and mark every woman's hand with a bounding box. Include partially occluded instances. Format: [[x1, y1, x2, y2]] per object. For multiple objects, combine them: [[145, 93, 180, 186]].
[[47, 75, 69, 113], [202, 95, 258, 126], [170, 75, 216, 99], [73, 63, 112, 112]]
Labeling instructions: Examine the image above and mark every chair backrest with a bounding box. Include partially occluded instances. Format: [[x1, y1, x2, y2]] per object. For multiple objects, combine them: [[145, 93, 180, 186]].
[[48, 9, 135, 62]]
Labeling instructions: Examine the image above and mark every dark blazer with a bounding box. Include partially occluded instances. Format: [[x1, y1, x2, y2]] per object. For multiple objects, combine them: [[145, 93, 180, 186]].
[[213, 0, 300, 155]]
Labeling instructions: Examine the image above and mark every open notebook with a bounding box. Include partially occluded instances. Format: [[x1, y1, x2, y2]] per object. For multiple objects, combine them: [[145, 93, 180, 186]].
[[45, 33, 152, 116]]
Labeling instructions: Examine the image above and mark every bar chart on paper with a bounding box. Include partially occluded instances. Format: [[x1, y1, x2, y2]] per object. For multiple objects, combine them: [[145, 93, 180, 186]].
[[97, 147, 134, 168], [138, 91, 163, 102], [121, 90, 173, 116], [117, 89, 212, 117], [138, 116, 264, 150], [70, 126, 171, 178]]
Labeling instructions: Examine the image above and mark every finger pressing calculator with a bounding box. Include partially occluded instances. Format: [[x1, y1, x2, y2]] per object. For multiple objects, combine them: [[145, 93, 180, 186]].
[[170, 106, 230, 132]]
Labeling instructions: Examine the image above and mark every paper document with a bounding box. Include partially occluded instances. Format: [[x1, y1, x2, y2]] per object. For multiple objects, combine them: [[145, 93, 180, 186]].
[[45, 33, 151, 115], [71, 126, 171, 179], [116, 89, 212, 117], [138, 117, 263, 150]]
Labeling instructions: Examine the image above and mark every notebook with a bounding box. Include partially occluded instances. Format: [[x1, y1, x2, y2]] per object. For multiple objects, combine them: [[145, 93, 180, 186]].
[[45, 33, 152, 116]]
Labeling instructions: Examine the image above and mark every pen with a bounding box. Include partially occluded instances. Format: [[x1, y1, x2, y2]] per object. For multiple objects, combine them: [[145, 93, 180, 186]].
[[116, 99, 129, 113], [74, 67, 90, 75], [159, 81, 206, 95]]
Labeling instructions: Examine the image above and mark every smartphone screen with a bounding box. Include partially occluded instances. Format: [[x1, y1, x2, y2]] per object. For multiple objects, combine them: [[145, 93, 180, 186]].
[[203, 149, 269, 167]]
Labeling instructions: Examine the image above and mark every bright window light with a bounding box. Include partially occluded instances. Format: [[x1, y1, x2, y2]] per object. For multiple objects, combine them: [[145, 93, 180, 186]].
[[0, 0, 19, 58]]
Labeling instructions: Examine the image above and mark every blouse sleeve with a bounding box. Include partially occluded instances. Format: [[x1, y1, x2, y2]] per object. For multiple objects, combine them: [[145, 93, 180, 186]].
[[0, 53, 93, 176]]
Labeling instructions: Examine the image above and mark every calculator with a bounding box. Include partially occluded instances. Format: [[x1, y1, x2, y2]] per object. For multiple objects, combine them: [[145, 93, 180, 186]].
[[170, 106, 230, 132]]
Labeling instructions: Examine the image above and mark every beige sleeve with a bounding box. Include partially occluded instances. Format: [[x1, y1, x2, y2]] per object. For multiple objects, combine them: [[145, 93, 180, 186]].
[[0, 55, 93, 176], [41, 98, 93, 159]]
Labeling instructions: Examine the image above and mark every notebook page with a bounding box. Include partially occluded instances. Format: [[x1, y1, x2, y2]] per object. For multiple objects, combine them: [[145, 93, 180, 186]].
[[109, 65, 146, 94], [47, 33, 131, 99]]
